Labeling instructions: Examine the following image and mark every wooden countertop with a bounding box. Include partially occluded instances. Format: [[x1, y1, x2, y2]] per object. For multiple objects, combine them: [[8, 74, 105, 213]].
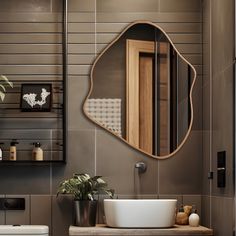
[[69, 224, 213, 236]]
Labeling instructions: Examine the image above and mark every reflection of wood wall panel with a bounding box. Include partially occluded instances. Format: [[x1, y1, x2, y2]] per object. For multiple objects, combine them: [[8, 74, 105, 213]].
[[159, 42, 169, 156], [126, 40, 140, 148], [126, 39, 154, 152], [139, 56, 153, 154], [159, 101, 168, 155]]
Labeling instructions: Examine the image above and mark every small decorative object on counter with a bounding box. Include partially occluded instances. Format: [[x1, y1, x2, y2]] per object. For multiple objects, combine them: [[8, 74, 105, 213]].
[[57, 173, 114, 227], [0, 142, 4, 161], [32, 142, 43, 161], [175, 205, 192, 225], [175, 205, 189, 225], [9, 139, 19, 161], [183, 205, 192, 216], [189, 205, 200, 227]]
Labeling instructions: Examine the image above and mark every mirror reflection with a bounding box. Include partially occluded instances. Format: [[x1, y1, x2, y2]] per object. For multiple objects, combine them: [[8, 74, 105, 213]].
[[84, 22, 196, 158]]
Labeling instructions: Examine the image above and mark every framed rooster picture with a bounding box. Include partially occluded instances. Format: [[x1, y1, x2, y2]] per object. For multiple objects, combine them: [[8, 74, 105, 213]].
[[20, 84, 52, 112]]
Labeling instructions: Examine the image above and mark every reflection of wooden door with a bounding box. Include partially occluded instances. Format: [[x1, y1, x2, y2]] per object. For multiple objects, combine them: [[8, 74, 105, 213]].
[[126, 39, 154, 153], [126, 39, 170, 155], [139, 55, 153, 153]]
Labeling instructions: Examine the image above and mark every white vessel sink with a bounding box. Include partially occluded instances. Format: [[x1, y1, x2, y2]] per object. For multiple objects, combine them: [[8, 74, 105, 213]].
[[104, 199, 177, 228]]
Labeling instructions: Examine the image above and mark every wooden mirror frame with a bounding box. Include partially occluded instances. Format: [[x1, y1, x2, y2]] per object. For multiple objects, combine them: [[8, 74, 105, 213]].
[[83, 20, 196, 160]]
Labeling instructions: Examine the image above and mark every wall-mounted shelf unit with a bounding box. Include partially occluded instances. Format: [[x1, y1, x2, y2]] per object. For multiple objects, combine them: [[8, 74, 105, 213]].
[[0, 0, 68, 164]]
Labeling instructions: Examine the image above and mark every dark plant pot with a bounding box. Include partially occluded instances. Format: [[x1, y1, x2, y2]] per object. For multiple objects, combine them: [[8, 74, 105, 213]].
[[74, 200, 97, 227]]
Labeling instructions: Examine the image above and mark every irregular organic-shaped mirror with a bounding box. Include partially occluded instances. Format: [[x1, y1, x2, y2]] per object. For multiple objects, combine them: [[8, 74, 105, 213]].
[[83, 21, 196, 159]]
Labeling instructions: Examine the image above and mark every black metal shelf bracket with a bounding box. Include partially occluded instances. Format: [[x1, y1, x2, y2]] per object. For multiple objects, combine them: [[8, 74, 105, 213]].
[[62, 0, 68, 163]]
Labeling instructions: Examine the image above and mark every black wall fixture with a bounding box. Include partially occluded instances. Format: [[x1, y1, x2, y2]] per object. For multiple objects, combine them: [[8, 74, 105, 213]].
[[62, 0, 68, 163], [217, 151, 226, 188], [0, 198, 25, 210]]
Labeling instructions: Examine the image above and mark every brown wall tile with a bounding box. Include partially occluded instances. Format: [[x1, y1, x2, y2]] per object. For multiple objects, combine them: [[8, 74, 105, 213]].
[[158, 131, 202, 194], [0, 195, 5, 225], [97, 0, 159, 12], [52, 195, 73, 236], [211, 196, 234, 236], [211, 67, 234, 197], [96, 130, 158, 195], [0, 0, 51, 12], [5, 195, 30, 225], [160, 0, 201, 12], [159, 195, 183, 210], [0, 166, 50, 194], [201, 195, 210, 227], [183, 195, 202, 217], [31, 195, 52, 233], [68, 76, 95, 130], [52, 130, 95, 194], [211, 0, 234, 77], [68, 0, 95, 12]]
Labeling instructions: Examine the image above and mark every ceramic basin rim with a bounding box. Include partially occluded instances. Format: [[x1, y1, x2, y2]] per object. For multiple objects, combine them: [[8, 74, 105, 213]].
[[104, 198, 177, 228], [104, 199, 177, 202]]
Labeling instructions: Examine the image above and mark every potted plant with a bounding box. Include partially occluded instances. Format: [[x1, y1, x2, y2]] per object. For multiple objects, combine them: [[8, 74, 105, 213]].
[[0, 75, 13, 101], [57, 173, 114, 227]]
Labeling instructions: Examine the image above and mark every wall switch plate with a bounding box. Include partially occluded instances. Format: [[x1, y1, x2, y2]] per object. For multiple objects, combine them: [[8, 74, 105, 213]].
[[217, 151, 226, 188]]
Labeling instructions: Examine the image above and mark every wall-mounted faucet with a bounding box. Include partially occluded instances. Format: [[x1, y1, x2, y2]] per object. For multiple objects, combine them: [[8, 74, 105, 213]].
[[135, 161, 147, 174]]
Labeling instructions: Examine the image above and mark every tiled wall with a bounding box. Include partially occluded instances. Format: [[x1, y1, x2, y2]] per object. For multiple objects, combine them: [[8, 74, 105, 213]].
[[0, 195, 73, 236], [0, 0, 203, 235], [202, 0, 235, 235]]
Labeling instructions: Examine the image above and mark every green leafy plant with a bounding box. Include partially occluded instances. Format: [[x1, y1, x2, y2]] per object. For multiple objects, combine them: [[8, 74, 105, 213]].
[[57, 173, 114, 201], [0, 75, 13, 101]]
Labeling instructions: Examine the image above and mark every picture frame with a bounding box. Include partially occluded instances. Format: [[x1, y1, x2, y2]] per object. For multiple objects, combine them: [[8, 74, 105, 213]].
[[20, 84, 52, 112]]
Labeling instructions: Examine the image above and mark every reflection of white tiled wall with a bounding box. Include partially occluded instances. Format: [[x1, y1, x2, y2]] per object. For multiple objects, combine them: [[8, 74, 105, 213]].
[[85, 99, 122, 137]]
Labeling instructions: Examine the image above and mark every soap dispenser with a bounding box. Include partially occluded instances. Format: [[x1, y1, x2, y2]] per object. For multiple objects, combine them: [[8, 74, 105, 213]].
[[189, 205, 200, 227], [32, 142, 43, 161], [9, 139, 19, 161]]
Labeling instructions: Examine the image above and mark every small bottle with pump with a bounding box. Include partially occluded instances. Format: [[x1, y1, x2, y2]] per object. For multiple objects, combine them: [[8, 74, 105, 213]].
[[0, 142, 4, 161], [32, 142, 43, 161], [9, 139, 19, 161], [189, 205, 200, 227]]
